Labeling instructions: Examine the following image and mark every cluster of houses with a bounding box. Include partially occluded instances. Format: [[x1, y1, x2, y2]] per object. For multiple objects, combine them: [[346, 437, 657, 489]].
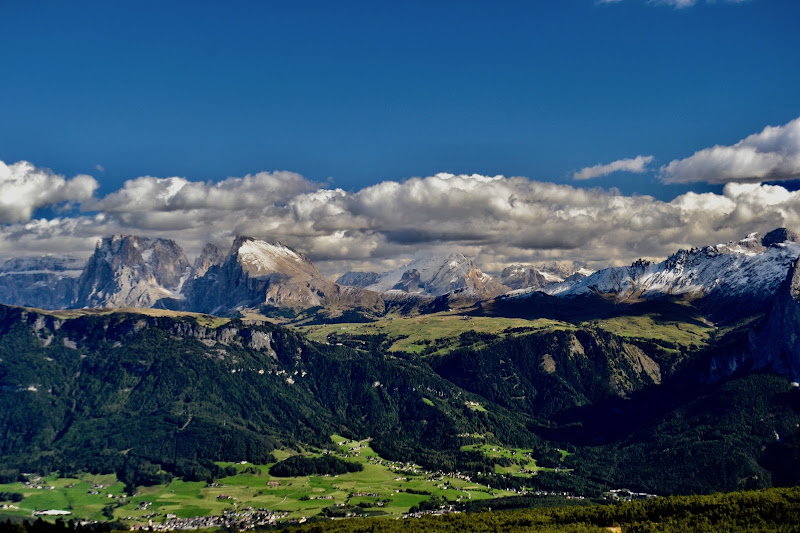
[[133, 508, 291, 531]]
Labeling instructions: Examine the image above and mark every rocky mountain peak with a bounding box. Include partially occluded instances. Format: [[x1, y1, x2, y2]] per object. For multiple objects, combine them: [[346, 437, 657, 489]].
[[74, 235, 192, 308], [193, 243, 225, 277], [542, 229, 800, 323], [499, 261, 590, 291], [361, 252, 507, 298], [229, 236, 320, 279], [183, 236, 383, 313], [763, 227, 800, 247]]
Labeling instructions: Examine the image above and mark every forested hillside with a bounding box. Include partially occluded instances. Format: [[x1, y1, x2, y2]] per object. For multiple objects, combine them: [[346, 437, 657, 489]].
[[2, 302, 800, 505]]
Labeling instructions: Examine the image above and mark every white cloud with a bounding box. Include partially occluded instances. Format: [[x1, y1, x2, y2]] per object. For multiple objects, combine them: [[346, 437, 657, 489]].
[[660, 117, 800, 184], [91, 170, 317, 212], [0, 161, 99, 223], [2, 160, 800, 276], [573, 155, 655, 180]]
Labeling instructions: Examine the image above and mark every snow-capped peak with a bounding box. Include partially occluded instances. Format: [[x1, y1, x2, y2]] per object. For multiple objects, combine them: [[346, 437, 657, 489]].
[[361, 252, 504, 298], [539, 230, 800, 318], [236, 239, 303, 273]]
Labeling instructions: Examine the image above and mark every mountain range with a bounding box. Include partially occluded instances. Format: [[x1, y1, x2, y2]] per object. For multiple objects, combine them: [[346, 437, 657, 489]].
[[0, 228, 798, 327], [3, 228, 800, 501], [0, 235, 592, 313], [7, 229, 798, 315]]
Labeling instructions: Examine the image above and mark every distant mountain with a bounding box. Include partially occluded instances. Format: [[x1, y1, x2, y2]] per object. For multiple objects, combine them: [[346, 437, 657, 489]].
[[0, 255, 83, 309], [498, 261, 591, 291], [74, 235, 192, 309], [2, 229, 800, 323], [343, 253, 508, 299], [184, 236, 384, 314], [531, 229, 800, 322]]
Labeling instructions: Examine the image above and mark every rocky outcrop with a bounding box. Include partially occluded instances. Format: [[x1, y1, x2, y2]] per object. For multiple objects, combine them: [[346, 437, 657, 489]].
[[74, 235, 192, 308], [763, 227, 800, 248], [193, 243, 225, 277], [336, 271, 382, 288], [184, 236, 384, 313], [744, 259, 800, 380]]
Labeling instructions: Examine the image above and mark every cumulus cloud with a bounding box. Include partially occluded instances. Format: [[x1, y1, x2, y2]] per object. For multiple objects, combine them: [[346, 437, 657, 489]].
[[660, 117, 800, 184], [573, 155, 655, 180], [3, 159, 800, 276], [91, 170, 317, 212], [0, 161, 99, 223]]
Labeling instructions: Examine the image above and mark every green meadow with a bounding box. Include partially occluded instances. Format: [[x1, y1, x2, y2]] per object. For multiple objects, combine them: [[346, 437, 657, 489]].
[[459, 444, 572, 476], [299, 312, 573, 354], [0, 436, 524, 526], [584, 312, 713, 348]]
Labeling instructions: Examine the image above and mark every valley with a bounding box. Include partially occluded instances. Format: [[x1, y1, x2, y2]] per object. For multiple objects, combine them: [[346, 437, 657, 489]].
[[2, 229, 800, 529], [0, 435, 572, 527]]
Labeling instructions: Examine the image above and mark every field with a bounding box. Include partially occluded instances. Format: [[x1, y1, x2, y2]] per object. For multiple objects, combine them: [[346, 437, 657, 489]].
[[30, 306, 232, 328], [0, 436, 524, 526], [298, 312, 573, 354], [584, 312, 713, 348], [459, 444, 571, 476]]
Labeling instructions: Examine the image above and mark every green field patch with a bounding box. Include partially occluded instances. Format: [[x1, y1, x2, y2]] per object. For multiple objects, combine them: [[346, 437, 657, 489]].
[[299, 313, 572, 354], [460, 444, 563, 475], [174, 505, 212, 518], [585, 312, 713, 348], [465, 401, 487, 412]]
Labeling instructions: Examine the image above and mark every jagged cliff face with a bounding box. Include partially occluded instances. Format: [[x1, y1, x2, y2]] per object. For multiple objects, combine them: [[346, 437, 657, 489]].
[[336, 271, 381, 288], [74, 235, 192, 308], [0, 255, 83, 309], [184, 237, 384, 313], [193, 243, 225, 277], [711, 259, 800, 381]]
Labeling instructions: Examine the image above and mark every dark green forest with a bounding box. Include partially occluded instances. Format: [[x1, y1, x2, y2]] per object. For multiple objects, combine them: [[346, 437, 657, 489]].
[[1, 303, 800, 501], [273, 486, 800, 533]]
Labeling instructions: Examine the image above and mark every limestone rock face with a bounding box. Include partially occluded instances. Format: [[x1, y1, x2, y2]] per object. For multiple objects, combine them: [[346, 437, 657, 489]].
[[193, 243, 225, 277], [0, 255, 83, 309], [736, 259, 800, 381], [74, 235, 192, 308], [336, 271, 381, 288], [184, 236, 384, 314]]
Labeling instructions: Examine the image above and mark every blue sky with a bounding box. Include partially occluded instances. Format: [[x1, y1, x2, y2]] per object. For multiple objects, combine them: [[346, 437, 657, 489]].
[[1, 0, 800, 272]]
